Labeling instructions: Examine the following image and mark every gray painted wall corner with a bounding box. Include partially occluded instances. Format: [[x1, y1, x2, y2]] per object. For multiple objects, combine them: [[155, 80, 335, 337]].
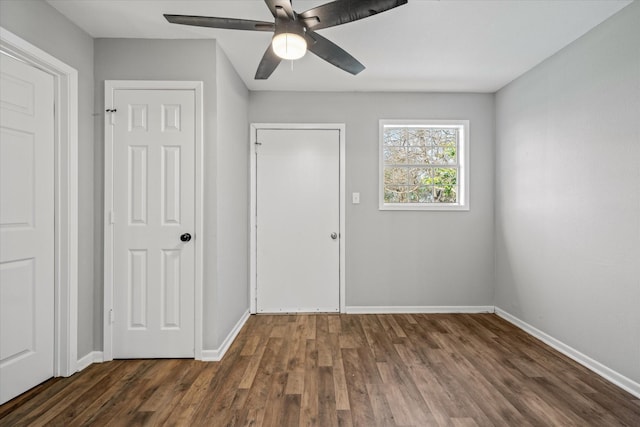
[[494, 1, 640, 383]]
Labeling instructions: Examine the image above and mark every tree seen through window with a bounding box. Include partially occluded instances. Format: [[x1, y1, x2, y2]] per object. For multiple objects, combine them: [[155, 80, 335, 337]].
[[382, 127, 459, 204]]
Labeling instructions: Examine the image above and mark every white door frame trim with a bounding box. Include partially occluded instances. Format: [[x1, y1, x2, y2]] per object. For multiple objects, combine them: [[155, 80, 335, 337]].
[[0, 27, 79, 376], [249, 123, 347, 313], [103, 80, 204, 360]]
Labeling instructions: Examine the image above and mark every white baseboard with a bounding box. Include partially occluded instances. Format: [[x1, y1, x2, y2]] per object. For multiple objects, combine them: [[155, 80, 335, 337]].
[[76, 351, 104, 372], [74, 311, 251, 371], [345, 305, 495, 314], [495, 307, 640, 399], [201, 309, 251, 362]]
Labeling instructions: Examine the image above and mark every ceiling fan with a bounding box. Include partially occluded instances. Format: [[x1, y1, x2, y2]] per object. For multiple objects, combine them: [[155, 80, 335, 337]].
[[164, 0, 408, 79]]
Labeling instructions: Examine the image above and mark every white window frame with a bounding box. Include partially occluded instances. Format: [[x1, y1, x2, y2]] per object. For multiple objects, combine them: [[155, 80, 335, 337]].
[[379, 119, 469, 211]]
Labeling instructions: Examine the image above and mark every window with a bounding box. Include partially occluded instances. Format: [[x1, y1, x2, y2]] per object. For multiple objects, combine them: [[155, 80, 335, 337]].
[[379, 120, 469, 211]]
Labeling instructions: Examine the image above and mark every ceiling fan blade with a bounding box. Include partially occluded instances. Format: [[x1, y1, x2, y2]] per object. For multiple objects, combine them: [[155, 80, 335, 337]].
[[305, 31, 365, 75], [255, 44, 282, 80], [263, 0, 295, 20], [299, 0, 407, 31], [164, 14, 275, 32]]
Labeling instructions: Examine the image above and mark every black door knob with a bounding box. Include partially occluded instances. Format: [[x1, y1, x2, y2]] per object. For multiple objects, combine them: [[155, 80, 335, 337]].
[[180, 233, 192, 242]]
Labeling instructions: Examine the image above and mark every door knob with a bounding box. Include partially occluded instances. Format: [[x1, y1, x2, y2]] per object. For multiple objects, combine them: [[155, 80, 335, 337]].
[[180, 233, 192, 242], [330, 232, 338, 240]]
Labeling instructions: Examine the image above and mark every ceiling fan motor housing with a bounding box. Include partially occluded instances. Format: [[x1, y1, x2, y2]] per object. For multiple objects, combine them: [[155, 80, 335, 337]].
[[275, 14, 306, 38]]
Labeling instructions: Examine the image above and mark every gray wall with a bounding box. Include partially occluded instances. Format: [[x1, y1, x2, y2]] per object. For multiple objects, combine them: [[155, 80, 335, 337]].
[[495, 2, 640, 384], [0, 0, 96, 359], [94, 38, 250, 350], [214, 47, 250, 346], [250, 92, 495, 307]]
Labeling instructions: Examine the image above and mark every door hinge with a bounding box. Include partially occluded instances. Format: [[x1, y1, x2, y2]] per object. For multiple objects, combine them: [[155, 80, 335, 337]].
[[109, 309, 114, 324], [254, 141, 262, 152], [106, 108, 117, 125], [109, 211, 115, 224]]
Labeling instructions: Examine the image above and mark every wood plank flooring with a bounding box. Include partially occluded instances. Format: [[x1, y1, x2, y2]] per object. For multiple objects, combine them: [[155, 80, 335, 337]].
[[1, 314, 639, 426]]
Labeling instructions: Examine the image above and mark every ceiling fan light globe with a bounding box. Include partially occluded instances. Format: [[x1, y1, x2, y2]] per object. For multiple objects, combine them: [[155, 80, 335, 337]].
[[272, 32, 307, 60]]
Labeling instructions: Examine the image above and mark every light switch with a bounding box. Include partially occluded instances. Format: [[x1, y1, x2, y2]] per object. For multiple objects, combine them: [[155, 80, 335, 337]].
[[352, 192, 360, 204]]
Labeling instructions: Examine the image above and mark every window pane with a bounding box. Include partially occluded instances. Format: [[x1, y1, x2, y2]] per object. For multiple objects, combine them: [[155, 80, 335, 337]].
[[408, 186, 434, 203], [406, 129, 429, 146], [433, 168, 457, 185], [434, 128, 457, 146], [408, 167, 431, 186], [407, 147, 428, 164], [383, 146, 406, 164], [444, 144, 457, 164], [386, 168, 457, 203], [435, 187, 457, 203], [423, 147, 452, 165], [417, 186, 434, 203], [384, 167, 408, 186], [385, 129, 458, 165], [383, 128, 405, 146], [384, 185, 409, 203], [433, 168, 457, 203], [426, 147, 441, 164]]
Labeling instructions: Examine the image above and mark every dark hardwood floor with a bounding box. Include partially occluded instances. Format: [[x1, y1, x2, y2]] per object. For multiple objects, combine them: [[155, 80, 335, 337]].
[[1, 314, 639, 426]]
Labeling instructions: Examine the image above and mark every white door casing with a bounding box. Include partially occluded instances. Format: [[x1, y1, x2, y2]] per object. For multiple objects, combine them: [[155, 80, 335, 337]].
[[104, 81, 203, 359], [0, 53, 54, 404], [0, 27, 79, 381], [250, 124, 346, 313]]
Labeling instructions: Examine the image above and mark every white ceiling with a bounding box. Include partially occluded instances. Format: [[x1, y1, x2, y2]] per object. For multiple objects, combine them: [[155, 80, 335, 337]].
[[46, 0, 632, 92]]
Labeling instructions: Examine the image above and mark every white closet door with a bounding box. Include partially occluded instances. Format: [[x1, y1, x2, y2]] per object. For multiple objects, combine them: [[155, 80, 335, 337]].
[[111, 89, 195, 358], [0, 53, 55, 404], [256, 128, 340, 313]]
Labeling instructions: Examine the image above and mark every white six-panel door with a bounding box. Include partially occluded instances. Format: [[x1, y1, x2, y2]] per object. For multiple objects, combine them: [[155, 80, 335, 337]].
[[256, 128, 341, 313], [0, 53, 54, 403], [110, 88, 195, 358]]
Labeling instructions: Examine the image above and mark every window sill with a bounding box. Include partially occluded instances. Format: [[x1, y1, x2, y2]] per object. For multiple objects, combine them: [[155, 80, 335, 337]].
[[379, 203, 470, 211]]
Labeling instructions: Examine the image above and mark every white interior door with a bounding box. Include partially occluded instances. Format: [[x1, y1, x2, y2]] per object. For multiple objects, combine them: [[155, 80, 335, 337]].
[[256, 128, 340, 313], [0, 53, 54, 403], [110, 88, 195, 358]]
